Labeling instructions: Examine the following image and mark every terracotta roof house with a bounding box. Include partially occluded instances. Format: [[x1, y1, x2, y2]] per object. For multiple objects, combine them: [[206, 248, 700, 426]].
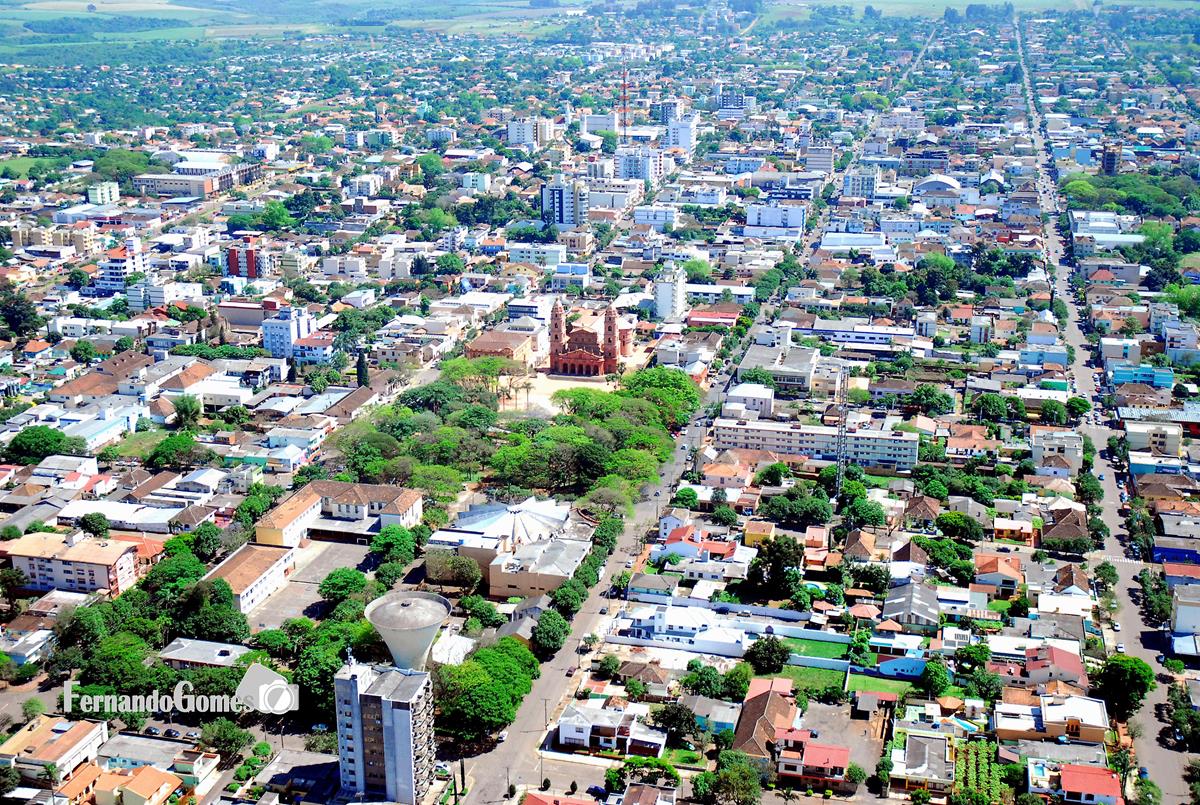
[[733, 687, 797, 772]]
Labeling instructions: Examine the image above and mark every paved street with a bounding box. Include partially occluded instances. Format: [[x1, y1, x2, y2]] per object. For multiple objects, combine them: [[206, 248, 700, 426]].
[[1015, 19, 1195, 799]]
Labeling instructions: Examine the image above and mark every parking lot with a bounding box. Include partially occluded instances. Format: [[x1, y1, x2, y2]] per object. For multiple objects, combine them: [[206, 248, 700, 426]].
[[248, 541, 374, 632]]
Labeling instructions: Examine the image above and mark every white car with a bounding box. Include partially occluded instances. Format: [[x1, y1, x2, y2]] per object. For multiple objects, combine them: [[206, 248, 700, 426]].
[[1113, 622, 1121, 632], [1116, 643, 1125, 653]]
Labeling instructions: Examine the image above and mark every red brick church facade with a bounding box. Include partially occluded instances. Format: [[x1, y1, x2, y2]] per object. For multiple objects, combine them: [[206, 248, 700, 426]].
[[549, 299, 633, 376]]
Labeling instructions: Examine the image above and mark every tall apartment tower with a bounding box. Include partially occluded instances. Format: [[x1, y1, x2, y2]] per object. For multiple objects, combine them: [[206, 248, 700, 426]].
[[335, 662, 435, 805], [654, 262, 688, 322], [541, 174, 590, 227], [1100, 141, 1122, 176]]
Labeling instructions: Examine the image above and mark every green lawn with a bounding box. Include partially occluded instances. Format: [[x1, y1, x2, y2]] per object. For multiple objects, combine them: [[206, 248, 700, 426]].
[[988, 599, 1012, 614], [773, 666, 846, 691], [782, 637, 849, 659], [847, 674, 912, 695], [114, 428, 168, 458], [664, 748, 703, 767], [0, 156, 63, 179]]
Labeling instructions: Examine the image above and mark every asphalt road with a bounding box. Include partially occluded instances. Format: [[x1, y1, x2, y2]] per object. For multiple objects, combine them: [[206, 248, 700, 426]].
[[1015, 20, 1195, 799]]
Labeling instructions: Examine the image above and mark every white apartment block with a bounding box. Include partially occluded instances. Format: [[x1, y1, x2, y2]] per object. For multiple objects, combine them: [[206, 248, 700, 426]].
[[5, 531, 138, 595], [541, 175, 590, 227], [96, 236, 146, 295], [87, 181, 119, 205], [713, 417, 919, 470], [1124, 420, 1183, 456], [336, 662, 435, 805], [261, 306, 316, 359], [634, 204, 679, 232], [508, 242, 567, 267], [615, 146, 669, 185], [843, 168, 881, 199]]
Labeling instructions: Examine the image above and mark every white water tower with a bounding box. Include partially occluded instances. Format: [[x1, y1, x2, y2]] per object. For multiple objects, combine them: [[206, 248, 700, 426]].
[[364, 591, 451, 671]]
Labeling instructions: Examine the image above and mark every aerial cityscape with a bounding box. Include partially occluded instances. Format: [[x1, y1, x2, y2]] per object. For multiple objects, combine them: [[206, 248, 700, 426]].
[[0, 0, 1198, 804]]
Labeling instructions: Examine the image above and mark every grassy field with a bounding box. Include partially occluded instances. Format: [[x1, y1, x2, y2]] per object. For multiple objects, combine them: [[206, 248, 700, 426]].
[[783, 637, 850, 659], [0, 156, 63, 178], [847, 674, 913, 695], [114, 428, 169, 458], [664, 748, 704, 767], [1182, 252, 1200, 270], [774, 666, 846, 691]]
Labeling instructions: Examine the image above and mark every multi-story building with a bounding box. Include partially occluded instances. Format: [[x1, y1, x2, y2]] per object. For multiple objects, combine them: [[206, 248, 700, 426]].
[[633, 204, 679, 232], [1125, 420, 1183, 456], [5, 531, 138, 595], [615, 146, 668, 185], [541, 175, 590, 228], [804, 146, 835, 174], [96, 236, 146, 295], [509, 242, 567, 267], [1029, 426, 1085, 474], [87, 181, 120, 205], [132, 174, 215, 197], [261, 306, 316, 359], [666, 115, 698, 158], [507, 117, 554, 149], [654, 263, 688, 322], [0, 715, 108, 783], [713, 418, 919, 470], [842, 167, 881, 199], [225, 236, 276, 279], [255, 480, 424, 548], [335, 662, 435, 805]]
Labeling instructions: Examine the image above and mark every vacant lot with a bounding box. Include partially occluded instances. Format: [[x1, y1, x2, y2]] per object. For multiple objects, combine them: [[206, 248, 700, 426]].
[[847, 673, 912, 695], [773, 666, 845, 691], [783, 637, 849, 659]]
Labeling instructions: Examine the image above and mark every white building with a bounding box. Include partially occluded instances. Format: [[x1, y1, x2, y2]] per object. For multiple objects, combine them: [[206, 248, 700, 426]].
[[541, 174, 590, 228], [667, 116, 698, 158], [615, 146, 669, 185], [5, 531, 138, 596], [335, 662, 435, 805], [654, 263, 688, 322], [462, 172, 492, 193], [261, 306, 317, 359], [96, 236, 146, 295], [713, 417, 919, 470], [508, 242, 567, 267], [843, 167, 881, 199], [746, 202, 806, 230], [87, 181, 119, 205], [634, 205, 679, 232]]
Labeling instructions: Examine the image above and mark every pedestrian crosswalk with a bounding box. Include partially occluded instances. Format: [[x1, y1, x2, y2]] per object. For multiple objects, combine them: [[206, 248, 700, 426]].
[[1100, 555, 1147, 566]]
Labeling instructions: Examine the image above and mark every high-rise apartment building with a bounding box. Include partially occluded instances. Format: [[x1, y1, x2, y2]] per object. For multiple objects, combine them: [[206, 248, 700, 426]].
[[654, 263, 688, 322], [261, 306, 316, 359], [87, 181, 119, 205], [541, 174, 590, 227], [335, 662, 435, 805]]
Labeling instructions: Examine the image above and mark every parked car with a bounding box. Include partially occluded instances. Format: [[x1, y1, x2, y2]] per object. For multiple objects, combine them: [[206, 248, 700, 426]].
[[1116, 643, 1125, 653], [1139, 767, 1150, 780], [185, 731, 200, 739], [1112, 622, 1121, 631], [164, 729, 180, 738], [599, 607, 608, 615], [145, 727, 161, 736], [497, 730, 508, 742], [566, 666, 576, 677], [587, 786, 608, 799]]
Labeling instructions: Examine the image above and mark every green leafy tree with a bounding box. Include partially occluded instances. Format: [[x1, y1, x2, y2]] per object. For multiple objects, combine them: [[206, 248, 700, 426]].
[[551, 579, 588, 617], [69, 341, 96, 364], [5, 425, 85, 464], [317, 568, 367, 604], [919, 657, 951, 697], [200, 717, 253, 756], [531, 609, 570, 658], [1095, 654, 1156, 720], [78, 512, 110, 539], [744, 635, 790, 674], [173, 394, 202, 429], [648, 701, 699, 747], [370, 525, 415, 565]]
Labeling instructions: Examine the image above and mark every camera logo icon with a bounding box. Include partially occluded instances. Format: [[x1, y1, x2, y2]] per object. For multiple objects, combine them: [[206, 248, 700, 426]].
[[236, 662, 300, 715]]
